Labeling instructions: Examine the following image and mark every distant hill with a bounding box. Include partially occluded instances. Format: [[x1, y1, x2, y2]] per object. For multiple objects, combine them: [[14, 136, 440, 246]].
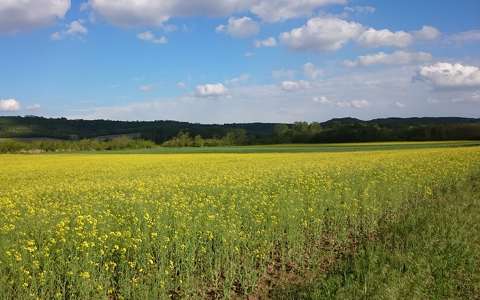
[[0, 116, 479, 144]]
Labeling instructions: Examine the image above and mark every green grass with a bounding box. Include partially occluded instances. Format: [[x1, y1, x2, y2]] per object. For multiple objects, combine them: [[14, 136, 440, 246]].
[[103, 140, 480, 154], [269, 174, 480, 299]]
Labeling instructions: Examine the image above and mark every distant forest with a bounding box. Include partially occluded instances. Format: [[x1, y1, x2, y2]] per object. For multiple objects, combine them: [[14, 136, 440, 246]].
[[1, 116, 480, 145]]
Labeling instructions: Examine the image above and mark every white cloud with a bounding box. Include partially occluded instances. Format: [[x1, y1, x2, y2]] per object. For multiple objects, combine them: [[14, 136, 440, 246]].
[[350, 99, 370, 108], [336, 99, 370, 108], [281, 17, 439, 51], [254, 37, 277, 48], [313, 96, 331, 104], [249, 0, 346, 23], [448, 29, 480, 44], [51, 20, 88, 40], [280, 17, 364, 51], [160, 23, 178, 33], [0, 99, 21, 112], [453, 91, 480, 103], [417, 62, 480, 89], [225, 74, 250, 85], [344, 6, 375, 14], [216, 16, 259, 38], [344, 51, 432, 67], [88, 1, 178, 27], [472, 91, 480, 100], [26, 104, 41, 111], [0, 0, 70, 33], [70, 66, 480, 123], [177, 82, 187, 89], [137, 31, 167, 44], [272, 69, 296, 80], [195, 83, 228, 97], [356, 28, 413, 48], [303, 62, 322, 79], [88, 0, 345, 27], [80, 2, 90, 12], [413, 25, 440, 40], [139, 84, 154, 92], [280, 80, 311, 91], [357, 26, 439, 48], [244, 52, 255, 57], [91, 0, 244, 27], [50, 32, 62, 40], [394, 101, 405, 108], [67, 20, 88, 35], [313, 95, 370, 109]]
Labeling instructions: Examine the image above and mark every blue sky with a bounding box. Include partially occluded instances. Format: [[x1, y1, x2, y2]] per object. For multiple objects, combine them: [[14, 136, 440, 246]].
[[1, 0, 479, 123]]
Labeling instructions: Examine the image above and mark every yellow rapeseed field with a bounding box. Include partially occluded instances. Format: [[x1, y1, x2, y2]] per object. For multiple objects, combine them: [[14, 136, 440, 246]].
[[0, 147, 479, 299]]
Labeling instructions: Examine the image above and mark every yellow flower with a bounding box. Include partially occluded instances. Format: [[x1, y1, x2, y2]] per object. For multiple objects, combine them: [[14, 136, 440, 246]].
[[80, 272, 90, 279]]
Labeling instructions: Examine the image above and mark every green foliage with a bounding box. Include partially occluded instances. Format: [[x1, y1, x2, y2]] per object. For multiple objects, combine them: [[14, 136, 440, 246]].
[[162, 131, 195, 147], [223, 128, 248, 145], [162, 129, 250, 147], [0, 137, 155, 153], [1, 116, 480, 145]]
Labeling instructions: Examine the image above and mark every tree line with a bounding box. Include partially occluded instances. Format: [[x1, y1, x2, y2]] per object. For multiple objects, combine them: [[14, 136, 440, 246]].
[[1, 116, 480, 148], [0, 136, 154, 153]]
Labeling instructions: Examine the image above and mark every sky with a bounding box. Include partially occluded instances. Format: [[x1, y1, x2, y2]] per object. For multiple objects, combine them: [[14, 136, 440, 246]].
[[0, 0, 479, 123]]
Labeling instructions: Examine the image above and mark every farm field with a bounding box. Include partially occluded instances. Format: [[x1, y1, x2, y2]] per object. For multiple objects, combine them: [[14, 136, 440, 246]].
[[103, 140, 480, 154], [1, 145, 480, 299]]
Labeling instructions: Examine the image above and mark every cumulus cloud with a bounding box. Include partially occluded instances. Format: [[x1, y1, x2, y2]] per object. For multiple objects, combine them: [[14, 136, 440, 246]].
[[417, 62, 480, 89], [358, 25, 440, 47], [303, 62, 322, 79], [51, 20, 88, 40], [413, 25, 440, 40], [87, 0, 345, 27], [249, 0, 346, 23], [216, 16, 259, 38], [90, 0, 246, 27], [66, 20, 88, 35], [280, 16, 438, 51], [344, 51, 432, 67], [448, 29, 480, 44], [280, 80, 311, 91], [254, 37, 277, 48], [356, 28, 413, 48], [280, 17, 364, 51], [195, 83, 228, 97], [0, 99, 21, 112], [0, 0, 70, 34], [137, 31, 167, 44]]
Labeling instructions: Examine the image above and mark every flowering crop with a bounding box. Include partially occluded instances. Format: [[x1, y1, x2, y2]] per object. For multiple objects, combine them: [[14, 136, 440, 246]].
[[0, 147, 479, 299]]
